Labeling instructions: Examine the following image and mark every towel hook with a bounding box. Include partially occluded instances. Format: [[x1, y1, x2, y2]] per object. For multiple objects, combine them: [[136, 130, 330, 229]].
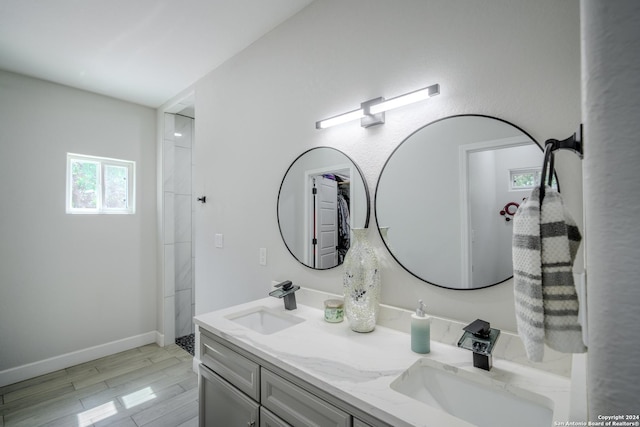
[[539, 124, 583, 201]]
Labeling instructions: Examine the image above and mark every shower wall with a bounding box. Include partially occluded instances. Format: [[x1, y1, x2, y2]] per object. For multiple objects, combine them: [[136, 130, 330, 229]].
[[163, 113, 195, 343]]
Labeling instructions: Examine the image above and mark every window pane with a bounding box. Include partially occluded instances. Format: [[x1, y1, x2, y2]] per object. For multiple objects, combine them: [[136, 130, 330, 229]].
[[104, 165, 128, 209], [71, 160, 98, 209], [512, 172, 537, 188]]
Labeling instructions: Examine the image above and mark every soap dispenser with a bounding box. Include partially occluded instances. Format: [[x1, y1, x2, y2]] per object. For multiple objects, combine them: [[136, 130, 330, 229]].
[[411, 299, 431, 354]]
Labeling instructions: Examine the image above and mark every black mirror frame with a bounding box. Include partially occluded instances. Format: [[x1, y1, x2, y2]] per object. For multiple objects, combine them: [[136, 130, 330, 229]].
[[277, 146, 371, 270], [374, 114, 556, 290]]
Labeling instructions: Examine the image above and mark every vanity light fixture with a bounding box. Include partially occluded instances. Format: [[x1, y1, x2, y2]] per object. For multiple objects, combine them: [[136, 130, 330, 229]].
[[315, 83, 440, 130]]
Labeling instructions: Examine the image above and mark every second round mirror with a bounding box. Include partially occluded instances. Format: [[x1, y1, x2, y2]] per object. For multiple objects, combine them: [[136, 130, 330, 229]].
[[375, 115, 548, 289]]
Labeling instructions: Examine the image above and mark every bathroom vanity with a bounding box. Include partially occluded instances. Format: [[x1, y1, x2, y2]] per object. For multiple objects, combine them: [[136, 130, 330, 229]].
[[199, 327, 369, 426], [194, 290, 571, 427]]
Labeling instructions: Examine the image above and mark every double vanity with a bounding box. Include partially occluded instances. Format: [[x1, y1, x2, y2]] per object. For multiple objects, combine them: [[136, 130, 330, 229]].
[[194, 288, 570, 427], [193, 114, 575, 425]]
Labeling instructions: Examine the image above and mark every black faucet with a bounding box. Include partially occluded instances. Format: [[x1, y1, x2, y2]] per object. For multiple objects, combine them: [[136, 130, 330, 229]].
[[457, 319, 501, 371], [269, 280, 300, 310]]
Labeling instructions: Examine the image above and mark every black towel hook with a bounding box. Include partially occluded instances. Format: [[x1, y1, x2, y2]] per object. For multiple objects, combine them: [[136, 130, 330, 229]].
[[540, 124, 583, 201]]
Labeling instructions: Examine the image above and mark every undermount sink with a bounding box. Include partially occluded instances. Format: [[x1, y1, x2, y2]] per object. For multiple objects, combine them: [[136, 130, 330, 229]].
[[225, 306, 305, 335], [391, 358, 554, 427]]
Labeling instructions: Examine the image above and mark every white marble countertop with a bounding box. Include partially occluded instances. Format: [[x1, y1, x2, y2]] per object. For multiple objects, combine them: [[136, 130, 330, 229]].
[[194, 295, 570, 427]]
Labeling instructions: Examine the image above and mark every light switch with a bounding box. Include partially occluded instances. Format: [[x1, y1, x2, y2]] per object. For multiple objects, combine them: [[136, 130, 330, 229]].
[[259, 248, 267, 266], [214, 234, 224, 248]]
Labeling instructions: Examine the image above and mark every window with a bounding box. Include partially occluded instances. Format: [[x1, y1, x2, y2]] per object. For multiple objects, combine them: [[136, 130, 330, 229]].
[[66, 153, 135, 214], [510, 167, 557, 191]]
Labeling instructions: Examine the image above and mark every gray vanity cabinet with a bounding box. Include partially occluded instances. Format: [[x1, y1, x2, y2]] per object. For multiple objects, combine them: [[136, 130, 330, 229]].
[[261, 368, 350, 427], [200, 331, 260, 401], [199, 364, 259, 427], [199, 329, 386, 427], [261, 407, 291, 427]]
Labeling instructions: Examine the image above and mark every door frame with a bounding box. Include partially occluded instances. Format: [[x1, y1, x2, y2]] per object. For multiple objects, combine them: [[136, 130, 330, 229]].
[[458, 135, 532, 287], [303, 163, 353, 267]]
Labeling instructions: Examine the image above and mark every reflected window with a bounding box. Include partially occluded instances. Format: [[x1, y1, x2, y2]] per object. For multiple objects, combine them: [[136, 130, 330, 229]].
[[510, 168, 540, 190], [510, 167, 556, 191]]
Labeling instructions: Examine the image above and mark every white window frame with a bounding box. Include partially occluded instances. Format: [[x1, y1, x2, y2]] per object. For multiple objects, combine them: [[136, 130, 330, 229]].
[[509, 167, 558, 191], [509, 167, 542, 191], [66, 153, 136, 214]]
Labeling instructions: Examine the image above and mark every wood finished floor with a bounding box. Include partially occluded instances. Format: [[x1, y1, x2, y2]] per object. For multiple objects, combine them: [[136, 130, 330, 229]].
[[0, 344, 198, 427]]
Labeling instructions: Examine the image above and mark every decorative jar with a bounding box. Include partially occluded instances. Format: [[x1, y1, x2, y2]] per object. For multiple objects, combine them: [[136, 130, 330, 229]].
[[343, 228, 381, 332], [323, 299, 344, 323]]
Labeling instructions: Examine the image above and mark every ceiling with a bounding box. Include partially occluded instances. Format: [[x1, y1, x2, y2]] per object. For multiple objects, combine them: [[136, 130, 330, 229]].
[[0, 0, 314, 108]]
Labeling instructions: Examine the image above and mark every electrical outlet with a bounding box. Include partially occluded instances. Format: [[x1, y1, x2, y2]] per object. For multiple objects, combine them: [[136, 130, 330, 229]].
[[259, 248, 267, 265], [214, 234, 224, 248]]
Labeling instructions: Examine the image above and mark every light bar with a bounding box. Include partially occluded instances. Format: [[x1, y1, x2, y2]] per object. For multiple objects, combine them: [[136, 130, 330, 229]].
[[315, 83, 440, 130], [369, 84, 440, 115], [315, 109, 364, 129]]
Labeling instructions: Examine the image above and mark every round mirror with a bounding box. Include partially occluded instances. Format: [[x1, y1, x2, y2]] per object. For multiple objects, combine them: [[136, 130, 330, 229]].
[[375, 115, 549, 289], [278, 147, 370, 270]]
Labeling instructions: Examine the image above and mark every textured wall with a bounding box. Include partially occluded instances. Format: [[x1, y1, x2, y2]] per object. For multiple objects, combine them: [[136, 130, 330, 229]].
[[582, 0, 640, 417], [193, 0, 581, 332]]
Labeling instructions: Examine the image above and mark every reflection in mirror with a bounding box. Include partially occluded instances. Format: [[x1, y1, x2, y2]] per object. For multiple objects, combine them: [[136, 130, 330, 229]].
[[278, 147, 370, 270], [375, 115, 549, 290]]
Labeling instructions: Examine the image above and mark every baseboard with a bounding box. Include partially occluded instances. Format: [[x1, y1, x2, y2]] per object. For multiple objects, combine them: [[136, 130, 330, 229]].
[[0, 331, 158, 387], [155, 330, 165, 347]]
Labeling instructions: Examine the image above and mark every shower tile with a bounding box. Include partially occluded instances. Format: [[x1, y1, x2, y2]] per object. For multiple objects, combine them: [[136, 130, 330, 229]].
[[191, 260, 196, 305], [191, 135, 196, 166], [174, 116, 192, 148], [191, 303, 196, 333], [175, 195, 192, 243], [174, 147, 191, 195], [192, 211, 196, 251], [191, 171, 198, 211], [164, 244, 175, 297], [175, 242, 192, 291], [164, 113, 175, 141], [163, 193, 175, 245], [175, 289, 192, 338], [163, 140, 175, 193], [164, 296, 175, 344]]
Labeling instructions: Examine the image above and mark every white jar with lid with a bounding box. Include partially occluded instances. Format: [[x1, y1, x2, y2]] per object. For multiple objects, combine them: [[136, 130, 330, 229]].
[[324, 299, 344, 323]]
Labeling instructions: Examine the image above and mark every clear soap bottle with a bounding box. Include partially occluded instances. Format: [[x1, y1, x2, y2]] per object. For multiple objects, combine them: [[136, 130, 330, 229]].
[[411, 299, 431, 354]]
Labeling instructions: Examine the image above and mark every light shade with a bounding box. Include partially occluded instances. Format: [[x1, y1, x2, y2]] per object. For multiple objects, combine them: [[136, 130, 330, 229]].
[[315, 83, 440, 130], [315, 109, 364, 129], [369, 84, 440, 115]]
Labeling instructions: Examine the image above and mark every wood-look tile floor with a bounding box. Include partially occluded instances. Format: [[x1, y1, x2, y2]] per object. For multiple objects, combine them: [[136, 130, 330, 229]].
[[0, 344, 198, 427]]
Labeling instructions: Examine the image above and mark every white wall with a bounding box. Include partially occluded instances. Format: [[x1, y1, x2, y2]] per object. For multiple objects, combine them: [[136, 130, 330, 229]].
[[469, 144, 542, 286], [0, 71, 157, 385], [193, 0, 582, 332], [582, 0, 640, 416]]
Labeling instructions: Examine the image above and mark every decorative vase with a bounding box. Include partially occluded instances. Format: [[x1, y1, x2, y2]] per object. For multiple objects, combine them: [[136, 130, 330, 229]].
[[343, 228, 381, 332]]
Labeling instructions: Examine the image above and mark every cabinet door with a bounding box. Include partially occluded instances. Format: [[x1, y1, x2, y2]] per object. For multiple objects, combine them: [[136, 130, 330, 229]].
[[260, 407, 291, 427], [353, 419, 373, 427], [200, 331, 260, 401], [199, 364, 259, 427], [261, 368, 350, 427]]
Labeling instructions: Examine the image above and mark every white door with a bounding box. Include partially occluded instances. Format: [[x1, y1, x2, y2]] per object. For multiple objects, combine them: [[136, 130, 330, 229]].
[[314, 176, 338, 269]]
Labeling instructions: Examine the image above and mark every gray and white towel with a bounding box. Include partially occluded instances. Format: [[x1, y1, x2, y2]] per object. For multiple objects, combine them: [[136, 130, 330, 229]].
[[512, 186, 586, 362]]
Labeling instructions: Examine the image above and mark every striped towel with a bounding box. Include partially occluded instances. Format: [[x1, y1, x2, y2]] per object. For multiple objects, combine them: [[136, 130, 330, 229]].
[[512, 186, 586, 362]]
